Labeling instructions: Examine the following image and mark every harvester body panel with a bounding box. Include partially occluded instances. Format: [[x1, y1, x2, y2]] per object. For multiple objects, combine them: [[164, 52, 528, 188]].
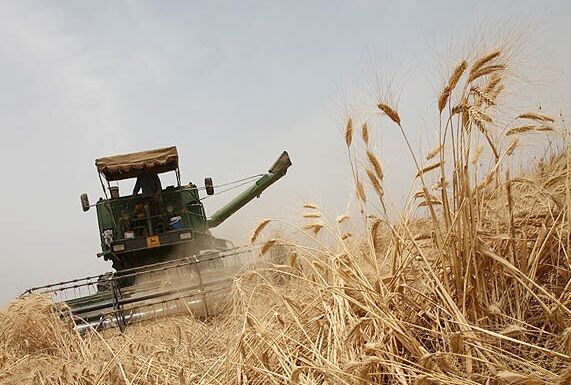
[[95, 184, 217, 270]]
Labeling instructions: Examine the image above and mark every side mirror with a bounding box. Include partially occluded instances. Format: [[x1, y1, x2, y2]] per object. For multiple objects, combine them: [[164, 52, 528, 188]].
[[205, 177, 214, 195], [80, 193, 90, 212]]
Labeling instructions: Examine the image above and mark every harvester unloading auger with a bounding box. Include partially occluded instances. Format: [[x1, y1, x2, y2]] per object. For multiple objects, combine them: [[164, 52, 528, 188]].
[[24, 147, 292, 332]]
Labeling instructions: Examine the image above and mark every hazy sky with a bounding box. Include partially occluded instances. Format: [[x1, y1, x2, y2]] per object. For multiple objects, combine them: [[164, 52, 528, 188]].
[[0, 1, 569, 305]]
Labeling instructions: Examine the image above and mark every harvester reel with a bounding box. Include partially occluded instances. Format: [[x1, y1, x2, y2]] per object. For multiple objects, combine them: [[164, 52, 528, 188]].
[[23, 245, 259, 333]]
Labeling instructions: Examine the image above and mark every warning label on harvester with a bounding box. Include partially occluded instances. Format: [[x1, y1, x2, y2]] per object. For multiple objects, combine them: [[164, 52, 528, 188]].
[[146, 236, 160, 248]]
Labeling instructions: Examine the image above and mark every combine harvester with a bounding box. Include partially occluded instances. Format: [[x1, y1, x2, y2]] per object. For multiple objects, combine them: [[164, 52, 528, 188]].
[[25, 146, 291, 331]]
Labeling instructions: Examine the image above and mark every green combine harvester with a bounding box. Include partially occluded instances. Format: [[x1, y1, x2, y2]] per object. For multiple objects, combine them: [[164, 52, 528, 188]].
[[26, 146, 291, 331]]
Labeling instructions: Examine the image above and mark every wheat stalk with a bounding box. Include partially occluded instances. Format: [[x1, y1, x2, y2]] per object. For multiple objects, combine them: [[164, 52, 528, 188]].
[[361, 122, 369, 144], [517, 112, 555, 123], [418, 197, 443, 206], [506, 139, 519, 156], [370, 218, 382, 251], [377, 103, 401, 126], [336, 214, 349, 224], [470, 86, 496, 106], [356, 179, 367, 203], [451, 102, 468, 115], [260, 238, 277, 255], [416, 161, 443, 178], [470, 49, 501, 74], [558, 366, 571, 385], [485, 73, 502, 92], [537, 125, 554, 132], [438, 84, 452, 113], [366, 150, 384, 181], [345, 117, 353, 147], [432, 179, 449, 190], [250, 219, 271, 243], [426, 144, 443, 161], [303, 223, 324, 235], [366, 169, 384, 198], [468, 64, 507, 83], [506, 125, 537, 136], [438, 60, 468, 112]]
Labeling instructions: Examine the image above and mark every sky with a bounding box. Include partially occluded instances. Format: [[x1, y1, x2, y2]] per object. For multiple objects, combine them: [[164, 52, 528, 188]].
[[0, 0, 569, 305]]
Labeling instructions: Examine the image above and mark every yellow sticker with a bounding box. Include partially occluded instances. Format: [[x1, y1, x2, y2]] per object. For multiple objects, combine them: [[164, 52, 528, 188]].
[[146, 236, 160, 248]]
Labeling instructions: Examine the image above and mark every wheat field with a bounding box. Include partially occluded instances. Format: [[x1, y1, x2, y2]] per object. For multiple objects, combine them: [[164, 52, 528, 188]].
[[1, 46, 570, 385]]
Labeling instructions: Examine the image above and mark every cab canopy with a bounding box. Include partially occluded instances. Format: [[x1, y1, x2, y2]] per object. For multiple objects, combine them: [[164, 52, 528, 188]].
[[96, 146, 179, 181]]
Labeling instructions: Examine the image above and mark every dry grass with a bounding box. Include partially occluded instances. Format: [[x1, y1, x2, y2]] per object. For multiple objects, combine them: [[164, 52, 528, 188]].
[[1, 46, 571, 385]]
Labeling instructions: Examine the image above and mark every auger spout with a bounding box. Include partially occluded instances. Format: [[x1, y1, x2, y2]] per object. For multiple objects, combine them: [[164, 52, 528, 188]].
[[207, 151, 292, 228]]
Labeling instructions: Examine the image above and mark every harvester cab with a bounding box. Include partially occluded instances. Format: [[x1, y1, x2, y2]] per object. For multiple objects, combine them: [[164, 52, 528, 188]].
[[25, 147, 292, 331], [84, 146, 230, 272]]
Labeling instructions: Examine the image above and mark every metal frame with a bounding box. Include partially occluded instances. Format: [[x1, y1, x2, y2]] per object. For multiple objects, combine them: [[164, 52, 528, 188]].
[[98, 165, 182, 196], [23, 245, 257, 332]]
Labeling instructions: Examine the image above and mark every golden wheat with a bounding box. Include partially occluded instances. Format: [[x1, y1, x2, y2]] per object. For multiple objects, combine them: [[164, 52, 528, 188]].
[[366, 169, 384, 197], [506, 125, 538, 136], [377, 103, 401, 126], [438, 59, 468, 113], [361, 122, 369, 144], [260, 238, 277, 255], [302, 222, 324, 235], [250, 219, 271, 243], [517, 112, 555, 123], [335, 214, 349, 224], [366, 150, 384, 181], [468, 64, 507, 83], [426, 144, 443, 161], [470, 86, 496, 106], [438, 84, 452, 112], [506, 138, 519, 156], [416, 161, 443, 178], [470, 49, 501, 73], [2, 38, 570, 385], [302, 212, 322, 219], [345, 117, 353, 147], [356, 179, 367, 203]]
